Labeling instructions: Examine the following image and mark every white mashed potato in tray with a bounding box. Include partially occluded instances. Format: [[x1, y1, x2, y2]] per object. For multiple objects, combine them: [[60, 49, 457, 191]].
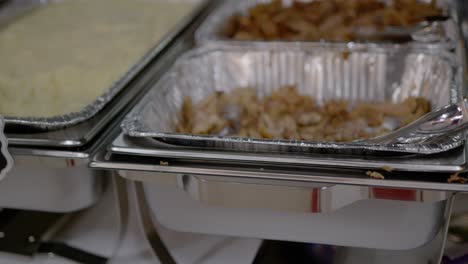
[[0, 0, 194, 117]]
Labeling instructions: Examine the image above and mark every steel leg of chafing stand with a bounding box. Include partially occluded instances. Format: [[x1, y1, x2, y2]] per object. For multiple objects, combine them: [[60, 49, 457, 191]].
[[106, 173, 179, 264], [133, 181, 177, 264], [104, 173, 129, 264], [131, 180, 238, 264]]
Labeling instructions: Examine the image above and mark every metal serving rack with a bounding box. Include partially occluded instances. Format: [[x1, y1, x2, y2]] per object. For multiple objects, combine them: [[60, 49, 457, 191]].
[[87, 0, 468, 263], [93, 134, 463, 264]]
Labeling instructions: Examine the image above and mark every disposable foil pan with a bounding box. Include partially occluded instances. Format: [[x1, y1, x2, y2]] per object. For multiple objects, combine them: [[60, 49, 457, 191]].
[[121, 43, 463, 155], [195, 0, 458, 50], [0, 0, 197, 130]]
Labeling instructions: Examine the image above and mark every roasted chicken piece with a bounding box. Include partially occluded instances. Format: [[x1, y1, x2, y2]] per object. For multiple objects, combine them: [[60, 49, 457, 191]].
[[223, 0, 442, 42], [177, 86, 431, 142]]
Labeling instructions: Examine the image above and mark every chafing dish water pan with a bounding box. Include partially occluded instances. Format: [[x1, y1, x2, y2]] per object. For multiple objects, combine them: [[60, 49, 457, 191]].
[[0, 155, 103, 212], [117, 170, 454, 250]]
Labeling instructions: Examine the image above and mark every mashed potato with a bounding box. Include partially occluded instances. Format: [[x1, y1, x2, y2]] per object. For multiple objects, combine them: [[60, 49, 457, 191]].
[[0, 0, 194, 117]]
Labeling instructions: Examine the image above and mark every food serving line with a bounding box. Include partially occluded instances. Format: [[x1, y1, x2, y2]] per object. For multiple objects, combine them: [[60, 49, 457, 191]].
[[1, 0, 468, 263]]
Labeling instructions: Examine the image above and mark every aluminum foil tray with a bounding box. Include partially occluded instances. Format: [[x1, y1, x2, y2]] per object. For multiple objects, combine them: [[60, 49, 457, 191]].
[[0, 0, 196, 131], [195, 0, 458, 49], [121, 43, 463, 155]]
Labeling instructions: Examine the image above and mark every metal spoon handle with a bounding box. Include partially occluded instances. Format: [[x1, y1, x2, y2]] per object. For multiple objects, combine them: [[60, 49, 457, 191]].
[[365, 99, 468, 145]]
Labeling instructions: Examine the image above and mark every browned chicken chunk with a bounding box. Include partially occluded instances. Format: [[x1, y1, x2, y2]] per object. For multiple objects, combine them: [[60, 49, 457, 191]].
[[177, 86, 431, 142], [222, 0, 442, 42]]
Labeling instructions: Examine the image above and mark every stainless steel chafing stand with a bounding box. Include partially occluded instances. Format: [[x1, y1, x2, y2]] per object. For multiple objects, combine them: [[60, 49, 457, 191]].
[[92, 130, 467, 263], [98, 132, 468, 192], [87, 1, 468, 263], [93, 74, 468, 261]]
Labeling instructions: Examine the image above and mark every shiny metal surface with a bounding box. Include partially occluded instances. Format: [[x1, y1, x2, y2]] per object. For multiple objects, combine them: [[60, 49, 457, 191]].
[[363, 99, 468, 153], [108, 173, 132, 263], [110, 134, 467, 173], [334, 194, 453, 263], [91, 135, 462, 249], [90, 0, 467, 249], [134, 182, 177, 264], [183, 174, 449, 213], [0, 111, 123, 211], [0, 155, 105, 212], [127, 169, 456, 257], [195, 0, 458, 50], [126, 169, 455, 250], [0, 0, 205, 130], [122, 43, 463, 155], [91, 143, 468, 192]]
